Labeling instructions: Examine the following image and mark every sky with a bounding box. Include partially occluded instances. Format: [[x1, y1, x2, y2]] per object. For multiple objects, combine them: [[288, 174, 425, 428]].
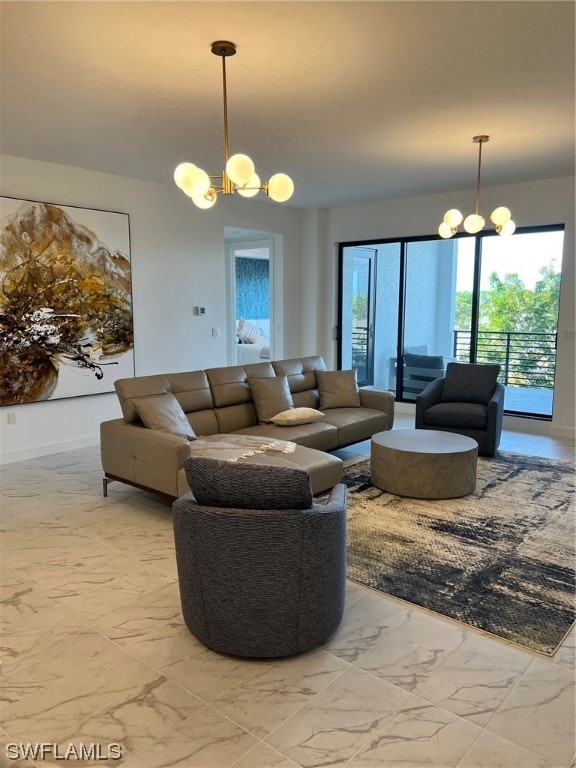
[[456, 230, 564, 292]]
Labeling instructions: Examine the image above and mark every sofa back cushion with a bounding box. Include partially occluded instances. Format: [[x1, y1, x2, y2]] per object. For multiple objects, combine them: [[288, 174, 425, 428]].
[[272, 356, 326, 409], [115, 371, 214, 424], [206, 363, 278, 433], [442, 362, 500, 405], [206, 363, 275, 407], [115, 356, 330, 435], [184, 456, 313, 509]]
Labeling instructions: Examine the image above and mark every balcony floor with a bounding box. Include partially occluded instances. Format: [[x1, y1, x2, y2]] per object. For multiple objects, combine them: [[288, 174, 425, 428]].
[[504, 385, 553, 416]]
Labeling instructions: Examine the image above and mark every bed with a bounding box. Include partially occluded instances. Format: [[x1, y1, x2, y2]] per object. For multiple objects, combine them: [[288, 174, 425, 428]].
[[235, 318, 271, 364]]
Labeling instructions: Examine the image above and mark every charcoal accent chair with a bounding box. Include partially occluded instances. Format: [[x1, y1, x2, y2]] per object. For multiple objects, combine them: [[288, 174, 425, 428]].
[[172, 457, 347, 658], [415, 362, 505, 457]]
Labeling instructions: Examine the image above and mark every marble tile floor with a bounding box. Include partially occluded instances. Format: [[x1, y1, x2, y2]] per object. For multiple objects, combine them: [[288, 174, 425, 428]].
[[0, 421, 574, 768]]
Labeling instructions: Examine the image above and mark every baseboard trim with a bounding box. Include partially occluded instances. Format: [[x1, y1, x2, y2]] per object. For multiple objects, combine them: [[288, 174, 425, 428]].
[[1, 435, 99, 465], [550, 424, 576, 441]]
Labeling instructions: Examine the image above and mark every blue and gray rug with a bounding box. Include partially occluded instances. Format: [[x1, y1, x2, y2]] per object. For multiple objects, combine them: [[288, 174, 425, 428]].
[[344, 451, 575, 655]]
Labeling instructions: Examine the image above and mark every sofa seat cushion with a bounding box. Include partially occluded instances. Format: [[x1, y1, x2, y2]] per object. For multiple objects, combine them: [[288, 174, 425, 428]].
[[322, 407, 389, 445], [233, 421, 338, 452], [423, 402, 488, 430], [239, 445, 343, 496], [177, 443, 343, 497]]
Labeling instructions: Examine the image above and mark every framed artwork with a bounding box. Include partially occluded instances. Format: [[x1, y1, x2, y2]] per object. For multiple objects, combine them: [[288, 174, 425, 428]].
[[0, 197, 135, 406]]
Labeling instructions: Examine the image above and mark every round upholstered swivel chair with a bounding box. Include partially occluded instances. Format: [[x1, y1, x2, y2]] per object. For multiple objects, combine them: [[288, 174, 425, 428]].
[[172, 456, 347, 658]]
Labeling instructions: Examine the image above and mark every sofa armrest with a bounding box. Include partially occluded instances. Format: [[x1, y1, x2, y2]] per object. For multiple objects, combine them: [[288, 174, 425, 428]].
[[359, 389, 395, 429], [100, 418, 191, 497], [486, 382, 505, 450], [415, 377, 445, 428]]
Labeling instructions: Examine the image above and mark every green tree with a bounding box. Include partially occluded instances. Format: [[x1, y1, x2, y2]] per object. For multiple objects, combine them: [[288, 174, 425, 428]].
[[454, 266, 560, 387], [455, 290, 472, 330], [480, 273, 531, 331], [530, 265, 561, 333], [352, 295, 367, 323]]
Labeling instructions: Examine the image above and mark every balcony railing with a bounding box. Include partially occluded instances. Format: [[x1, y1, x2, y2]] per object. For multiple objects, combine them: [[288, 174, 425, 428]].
[[453, 330, 557, 389]]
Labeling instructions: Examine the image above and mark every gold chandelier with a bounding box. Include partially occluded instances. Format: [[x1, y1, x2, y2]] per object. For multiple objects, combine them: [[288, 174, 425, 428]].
[[174, 41, 294, 209], [438, 135, 516, 238]]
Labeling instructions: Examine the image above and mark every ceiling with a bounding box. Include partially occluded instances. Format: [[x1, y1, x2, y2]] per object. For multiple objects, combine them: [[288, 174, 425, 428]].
[[1, 1, 574, 209]]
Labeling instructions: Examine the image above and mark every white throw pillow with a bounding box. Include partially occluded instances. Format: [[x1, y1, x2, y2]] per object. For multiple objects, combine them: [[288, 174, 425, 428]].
[[270, 407, 325, 426]]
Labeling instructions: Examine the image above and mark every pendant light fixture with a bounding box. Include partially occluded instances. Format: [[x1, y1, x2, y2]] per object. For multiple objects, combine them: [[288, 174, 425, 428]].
[[438, 136, 516, 238], [174, 41, 294, 209]]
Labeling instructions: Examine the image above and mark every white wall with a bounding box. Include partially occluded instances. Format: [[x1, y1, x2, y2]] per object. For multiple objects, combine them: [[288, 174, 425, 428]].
[[324, 177, 576, 439], [0, 154, 303, 462]]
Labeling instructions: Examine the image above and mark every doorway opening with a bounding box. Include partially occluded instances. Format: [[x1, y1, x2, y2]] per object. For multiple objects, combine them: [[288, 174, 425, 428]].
[[225, 229, 281, 366]]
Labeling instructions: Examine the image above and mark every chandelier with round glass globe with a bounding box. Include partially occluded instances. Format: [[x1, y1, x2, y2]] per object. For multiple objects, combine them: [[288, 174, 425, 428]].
[[174, 41, 294, 209], [438, 136, 516, 239]]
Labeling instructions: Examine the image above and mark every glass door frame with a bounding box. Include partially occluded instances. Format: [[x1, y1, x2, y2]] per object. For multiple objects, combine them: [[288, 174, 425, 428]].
[[337, 246, 377, 387]]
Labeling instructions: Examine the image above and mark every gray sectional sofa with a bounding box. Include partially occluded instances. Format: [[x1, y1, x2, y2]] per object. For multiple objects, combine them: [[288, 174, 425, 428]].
[[100, 355, 394, 498]]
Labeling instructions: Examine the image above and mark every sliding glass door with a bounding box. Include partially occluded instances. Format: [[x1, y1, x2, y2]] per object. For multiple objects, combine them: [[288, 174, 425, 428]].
[[338, 247, 376, 386], [339, 226, 564, 418]]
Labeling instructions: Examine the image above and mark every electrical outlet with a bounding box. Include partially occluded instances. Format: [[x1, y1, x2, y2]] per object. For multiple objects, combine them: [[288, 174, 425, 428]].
[[7, 412, 16, 425]]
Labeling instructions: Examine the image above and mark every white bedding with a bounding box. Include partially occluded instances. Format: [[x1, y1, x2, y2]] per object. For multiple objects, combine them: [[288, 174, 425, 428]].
[[236, 343, 270, 364]]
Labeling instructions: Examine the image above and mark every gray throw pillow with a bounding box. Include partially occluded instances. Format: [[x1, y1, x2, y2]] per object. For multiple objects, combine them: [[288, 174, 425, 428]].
[[248, 375, 294, 423], [316, 369, 361, 409], [132, 392, 196, 440], [441, 362, 500, 405], [184, 456, 313, 509]]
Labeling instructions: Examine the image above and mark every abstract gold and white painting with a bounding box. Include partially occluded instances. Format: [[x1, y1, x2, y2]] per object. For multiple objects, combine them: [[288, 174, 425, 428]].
[[0, 197, 134, 405]]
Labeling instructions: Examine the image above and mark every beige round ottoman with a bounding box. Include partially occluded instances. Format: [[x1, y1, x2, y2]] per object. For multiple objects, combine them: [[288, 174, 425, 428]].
[[371, 429, 478, 499]]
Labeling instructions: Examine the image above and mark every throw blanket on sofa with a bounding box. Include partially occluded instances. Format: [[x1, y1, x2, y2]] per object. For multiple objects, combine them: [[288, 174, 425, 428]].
[[188, 433, 296, 462]]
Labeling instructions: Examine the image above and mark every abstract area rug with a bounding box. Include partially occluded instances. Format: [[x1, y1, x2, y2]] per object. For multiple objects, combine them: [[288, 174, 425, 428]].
[[344, 452, 575, 654]]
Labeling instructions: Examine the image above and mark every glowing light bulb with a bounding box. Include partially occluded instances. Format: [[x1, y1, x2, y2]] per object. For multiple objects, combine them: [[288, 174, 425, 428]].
[[226, 154, 255, 186], [438, 222, 454, 239], [490, 207, 512, 226], [181, 167, 211, 198], [174, 163, 199, 191], [443, 209, 463, 228], [463, 213, 485, 234], [498, 219, 516, 236], [191, 189, 217, 209], [237, 173, 261, 198], [267, 173, 294, 202]]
